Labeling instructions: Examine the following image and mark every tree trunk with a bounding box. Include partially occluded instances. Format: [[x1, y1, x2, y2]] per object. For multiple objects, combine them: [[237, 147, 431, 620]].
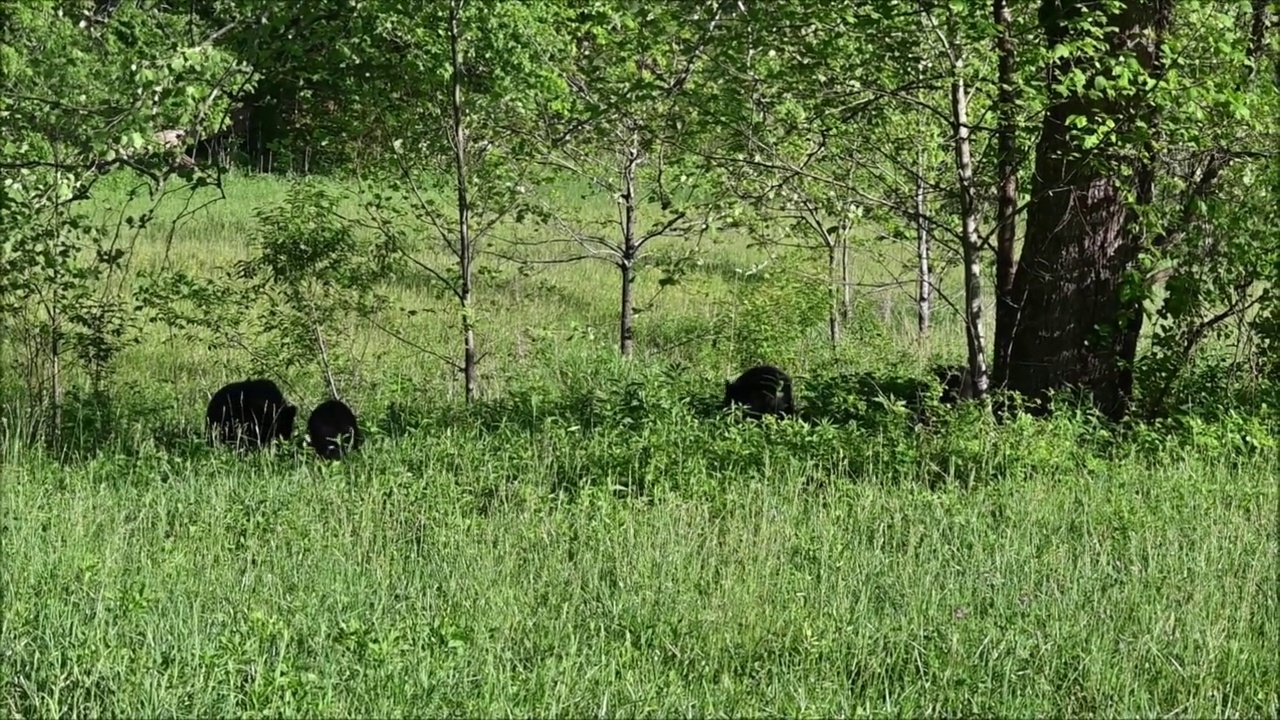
[[949, 56, 990, 398], [619, 259, 636, 356], [827, 241, 841, 346], [915, 149, 932, 341], [448, 0, 478, 402], [997, 0, 1174, 420], [48, 301, 62, 448], [839, 234, 852, 324], [913, 35, 933, 343], [992, 0, 1019, 373], [618, 135, 640, 358], [313, 322, 339, 400]]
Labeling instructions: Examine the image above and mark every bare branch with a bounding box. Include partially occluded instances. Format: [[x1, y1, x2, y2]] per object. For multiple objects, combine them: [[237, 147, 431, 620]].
[[367, 318, 461, 370]]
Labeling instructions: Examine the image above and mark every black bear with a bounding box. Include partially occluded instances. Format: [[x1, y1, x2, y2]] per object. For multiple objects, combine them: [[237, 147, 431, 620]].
[[307, 399, 362, 460], [931, 364, 974, 405], [205, 378, 298, 450], [723, 364, 794, 419]]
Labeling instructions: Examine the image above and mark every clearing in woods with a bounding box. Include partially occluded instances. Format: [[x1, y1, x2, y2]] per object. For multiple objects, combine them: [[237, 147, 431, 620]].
[[2, 173, 1277, 716]]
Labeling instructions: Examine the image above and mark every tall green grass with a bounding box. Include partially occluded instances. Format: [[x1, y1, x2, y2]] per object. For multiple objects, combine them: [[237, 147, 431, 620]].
[[2, 172, 1277, 717]]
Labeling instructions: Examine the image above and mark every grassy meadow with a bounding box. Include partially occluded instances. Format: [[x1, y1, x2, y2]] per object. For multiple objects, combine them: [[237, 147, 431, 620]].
[[2, 172, 1278, 717]]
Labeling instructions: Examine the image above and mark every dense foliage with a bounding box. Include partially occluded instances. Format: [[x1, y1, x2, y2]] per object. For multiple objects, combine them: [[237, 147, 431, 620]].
[[5, 0, 1278, 428]]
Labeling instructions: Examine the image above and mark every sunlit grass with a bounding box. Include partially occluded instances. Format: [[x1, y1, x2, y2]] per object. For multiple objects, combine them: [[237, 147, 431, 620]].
[[3, 172, 1275, 717]]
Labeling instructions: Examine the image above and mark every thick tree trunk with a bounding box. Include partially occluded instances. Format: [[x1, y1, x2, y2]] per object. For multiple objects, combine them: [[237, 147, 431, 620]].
[[997, 0, 1173, 420], [992, 0, 1019, 372]]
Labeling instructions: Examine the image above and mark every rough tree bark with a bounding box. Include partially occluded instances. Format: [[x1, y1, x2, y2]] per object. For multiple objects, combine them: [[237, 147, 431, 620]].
[[996, 0, 1173, 420]]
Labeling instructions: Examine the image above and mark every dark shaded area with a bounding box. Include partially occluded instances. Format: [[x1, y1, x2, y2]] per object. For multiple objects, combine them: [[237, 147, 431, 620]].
[[0, 386, 228, 466], [206, 364, 970, 451], [932, 363, 975, 406], [13, 358, 1260, 503], [794, 369, 945, 430]]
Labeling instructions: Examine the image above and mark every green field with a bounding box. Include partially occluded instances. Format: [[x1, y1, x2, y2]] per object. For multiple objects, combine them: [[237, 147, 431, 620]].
[[2, 173, 1277, 717]]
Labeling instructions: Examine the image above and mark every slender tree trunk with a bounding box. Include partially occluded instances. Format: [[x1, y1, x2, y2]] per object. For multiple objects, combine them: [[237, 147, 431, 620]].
[[949, 57, 989, 398], [839, 233, 852, 324], [827, 241, 840, 346], [618, 135, 640, 358], [448, 0, 478, 402], [999, 0, 1174, 420], [915, 149, 932, 340], [619, 258, 636, 356], [914, 33, 933, 343], [48, 301, 62, 448], [313, 322, 338, 400], [992, 0, 1019, 374]]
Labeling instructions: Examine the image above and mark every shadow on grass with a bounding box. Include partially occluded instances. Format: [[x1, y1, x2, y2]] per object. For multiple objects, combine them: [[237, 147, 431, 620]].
[[365, 365, 956, 442], [793, 369, 951, 430], [17, 385, 313, 466], [13, 364, 979, 498], [370, 377, 729, 441]]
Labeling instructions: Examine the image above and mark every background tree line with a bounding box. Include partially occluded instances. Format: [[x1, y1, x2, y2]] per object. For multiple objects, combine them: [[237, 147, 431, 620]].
[[2, 0, 1278, 432]]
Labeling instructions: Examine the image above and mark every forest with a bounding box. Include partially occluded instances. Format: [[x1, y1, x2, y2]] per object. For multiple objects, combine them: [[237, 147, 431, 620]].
[[2, 1, 1278, 716]]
